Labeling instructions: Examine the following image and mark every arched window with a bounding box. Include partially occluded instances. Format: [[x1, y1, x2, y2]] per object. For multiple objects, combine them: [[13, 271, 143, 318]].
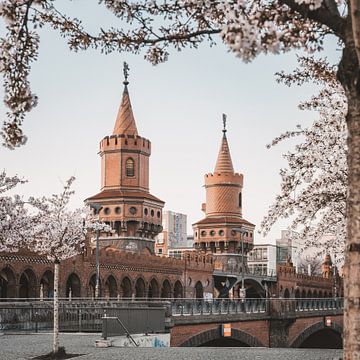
[[239, 192, 242, 207], [126, 158, 135, 177]]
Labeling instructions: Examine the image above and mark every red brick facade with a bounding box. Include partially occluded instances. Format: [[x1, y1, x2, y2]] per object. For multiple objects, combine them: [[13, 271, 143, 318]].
[[0, 78, 343, 305], [171, 314, 343, 347]]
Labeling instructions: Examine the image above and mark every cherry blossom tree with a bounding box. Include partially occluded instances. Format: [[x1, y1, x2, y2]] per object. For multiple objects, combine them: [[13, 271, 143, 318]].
[[28, 176, 85, 355], [0, 170, 34, 252], [28, 176, 111, 355], [261, 56, 347, 258], [2, 0, 360, 356]]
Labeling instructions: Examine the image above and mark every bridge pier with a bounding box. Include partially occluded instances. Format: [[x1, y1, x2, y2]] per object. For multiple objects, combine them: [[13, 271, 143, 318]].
[[269, 319, 294, 348]]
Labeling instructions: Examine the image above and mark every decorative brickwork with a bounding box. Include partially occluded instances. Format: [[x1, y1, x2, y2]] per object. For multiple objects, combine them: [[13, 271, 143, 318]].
[[171, 314, 343, 347], [193, 125, 255, 261], [86, 79, 164, 253]]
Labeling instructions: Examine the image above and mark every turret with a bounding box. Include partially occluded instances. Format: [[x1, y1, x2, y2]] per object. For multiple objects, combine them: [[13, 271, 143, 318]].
[[322, 254, 333, 278], [193, 115, 254, 255], [86, 62, 164, 254]]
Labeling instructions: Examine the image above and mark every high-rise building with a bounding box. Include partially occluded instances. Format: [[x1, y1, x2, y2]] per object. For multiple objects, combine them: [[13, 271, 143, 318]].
[[276, 230, 300, 268], [156, 211, 187, 256], [163, 211, 187, 247]]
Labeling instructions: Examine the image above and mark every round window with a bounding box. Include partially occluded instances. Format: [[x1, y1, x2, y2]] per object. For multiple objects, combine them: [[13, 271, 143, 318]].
[[157, 211, 161, 218], [201, 231, 207, 237], [219, 230, 224, 236], [104, 207, 110, 215], [129, 207, 137, 215], [144, 208, 148, 215], [151, 209, 155, 217], [210, 230, 215, 236], [115, 207, 121, 214]]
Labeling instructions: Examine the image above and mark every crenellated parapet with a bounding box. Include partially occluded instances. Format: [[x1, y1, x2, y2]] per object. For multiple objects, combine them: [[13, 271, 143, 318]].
[[99, 134, 151, 156], [183, 251, 214, 270], [204, 172, 243, 185]]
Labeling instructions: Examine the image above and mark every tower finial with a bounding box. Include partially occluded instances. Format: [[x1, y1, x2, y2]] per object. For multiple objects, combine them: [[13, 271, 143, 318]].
[[222, 113, 227, 135], [123, 61, 130, 86]]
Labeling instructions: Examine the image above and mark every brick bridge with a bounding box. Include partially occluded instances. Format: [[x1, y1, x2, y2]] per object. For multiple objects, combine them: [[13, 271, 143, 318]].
[[169, 298, 343, 348], [0, 298, 343, 348]]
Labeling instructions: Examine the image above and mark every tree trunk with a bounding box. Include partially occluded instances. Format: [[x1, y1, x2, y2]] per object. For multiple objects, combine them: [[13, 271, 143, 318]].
[[344, 87, 360, 360], [53, 260, 60, 354]]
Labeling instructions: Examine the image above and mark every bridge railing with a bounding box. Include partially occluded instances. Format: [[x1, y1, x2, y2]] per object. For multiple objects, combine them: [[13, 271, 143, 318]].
[[170, 298, 268, 316], [271, 297, 343, 313], [0, 297, 344, 331], [0, 299, 169, 333], [170, 297, 344, 317]]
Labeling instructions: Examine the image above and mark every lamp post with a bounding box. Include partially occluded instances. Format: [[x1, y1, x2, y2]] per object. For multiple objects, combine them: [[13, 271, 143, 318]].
[[333, 253, 337, 299], [232, 227, 247, 300], [89, 203, 103, 299]]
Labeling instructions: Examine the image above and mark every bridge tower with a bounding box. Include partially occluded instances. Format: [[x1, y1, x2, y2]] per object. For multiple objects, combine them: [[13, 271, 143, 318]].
[[86, 63, 164, 254], [322, 254, 334, 278], [193, 115, 255, 297]]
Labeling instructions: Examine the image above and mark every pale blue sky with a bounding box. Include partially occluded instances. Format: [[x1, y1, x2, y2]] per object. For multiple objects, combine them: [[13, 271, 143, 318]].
[[0, 2, 341, 242]]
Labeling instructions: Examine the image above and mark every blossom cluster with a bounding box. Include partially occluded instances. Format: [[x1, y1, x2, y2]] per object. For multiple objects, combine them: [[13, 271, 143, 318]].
[[0, 170, 32, 252], [261, 57, 347, 258], [0, 0, 346, 148], [27, 177, 84, 262]]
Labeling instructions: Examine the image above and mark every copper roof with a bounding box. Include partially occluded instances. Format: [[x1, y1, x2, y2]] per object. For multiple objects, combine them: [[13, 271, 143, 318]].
[[86, 190, 164, 203]]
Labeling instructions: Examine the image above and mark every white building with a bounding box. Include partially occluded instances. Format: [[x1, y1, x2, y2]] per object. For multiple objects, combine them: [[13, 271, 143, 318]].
[[247, 244, 277, 276], [247, 231, 301, 276], [163, 211, 187, 247], [155, 211, 188, 256], [276, 230, 300, 269], [168, 235, 195, 259]]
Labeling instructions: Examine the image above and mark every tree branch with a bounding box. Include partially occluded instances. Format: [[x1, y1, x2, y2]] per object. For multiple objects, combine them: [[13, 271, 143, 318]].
[[350, 0, 360, 64], [279, 0, 346, 39]]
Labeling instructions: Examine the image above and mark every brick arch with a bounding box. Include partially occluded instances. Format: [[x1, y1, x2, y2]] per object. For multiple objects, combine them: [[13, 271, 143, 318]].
[[290, 321, 343, 348], [87, 272, 102, 297], [119, 273, 134, 286], [104, 273, 118, 298], [173, 280, 184, 298], [179, 328, 265, 347], [283, 288, 290, 298], [66, 272, 82, 298], [40, 269, 54, 298], [119, 275, 133, 298], [161, 278, 172, 298], [19, 267, 37, 298], [0, 265, 17, 298], [19, 265, 38, 284], [243, 278, 266, 298], [134, 276, 146, 298], [148, 276, 160, 298]]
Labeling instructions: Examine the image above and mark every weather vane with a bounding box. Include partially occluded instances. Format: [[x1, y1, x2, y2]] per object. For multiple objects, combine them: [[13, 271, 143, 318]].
[[123, 61, 130, 85], [222, 113, 227, 133]]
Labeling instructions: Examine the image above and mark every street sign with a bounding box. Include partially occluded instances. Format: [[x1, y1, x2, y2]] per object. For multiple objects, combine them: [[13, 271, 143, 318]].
[[325, 317, 332, 327], [221, 323, 232, 337]]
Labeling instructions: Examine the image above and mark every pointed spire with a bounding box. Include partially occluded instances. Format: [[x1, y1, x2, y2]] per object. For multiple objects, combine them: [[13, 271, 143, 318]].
[[214, 114, 234, 174], [112, 62, 138, 136]]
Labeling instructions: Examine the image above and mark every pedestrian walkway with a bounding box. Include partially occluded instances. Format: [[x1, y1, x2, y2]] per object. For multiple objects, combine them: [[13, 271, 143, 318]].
[[0, 333, 342, 360]]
